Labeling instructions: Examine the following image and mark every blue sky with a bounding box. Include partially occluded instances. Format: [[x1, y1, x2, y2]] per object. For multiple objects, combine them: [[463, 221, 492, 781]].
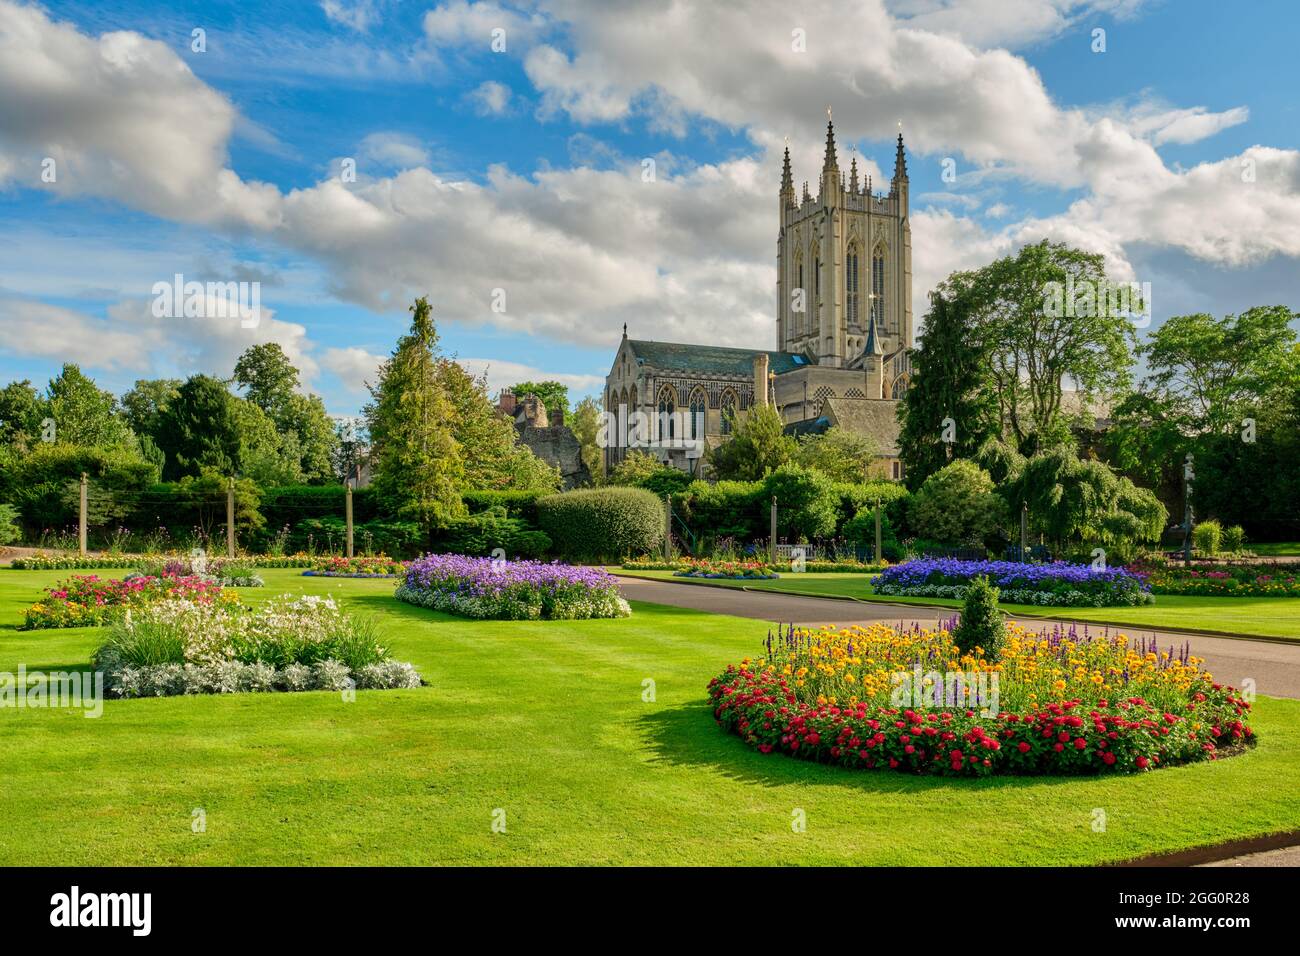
[[1, 0, 1297, 417]]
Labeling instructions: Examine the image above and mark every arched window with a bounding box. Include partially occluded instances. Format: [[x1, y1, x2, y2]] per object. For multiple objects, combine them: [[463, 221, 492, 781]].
[[719, 389, 737, 435], [814, 256, 821, 301], [688, 387, 707, 439], [871, 246, 886, 330], [891, 376, 908, 400], [657, 385, 676, 441], [846, 244, 861, 327]]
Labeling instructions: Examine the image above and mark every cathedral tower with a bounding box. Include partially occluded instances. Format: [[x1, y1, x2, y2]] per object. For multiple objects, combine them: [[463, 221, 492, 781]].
[[776, 115, 913, 370]]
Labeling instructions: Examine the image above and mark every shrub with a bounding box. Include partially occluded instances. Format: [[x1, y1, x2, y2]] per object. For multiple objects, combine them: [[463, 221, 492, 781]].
[[1193, 520, 1223, 556], [908, 460, 1006, 546], [396, 554, 630, 619], [0, 503, 20, 544], [537, 487, 664, 562], [762, 465, 837, 541], [461, 489, 548, 525], [433, 507, 551, 559], [841, 507, 901, 560], [1221, 525, 1246, 554], [951, 575, 1006, 660]]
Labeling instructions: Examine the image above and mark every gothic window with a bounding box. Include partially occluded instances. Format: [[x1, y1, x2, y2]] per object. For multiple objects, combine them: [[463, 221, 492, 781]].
[[871, 246, 886, 330], [814, 256, 821, 301], [794, 254, 805, 334], [891, 376, 908, 400], [846, 244, 861, 327], [719, 388, 737, 435], [688, 387, 707, 439], [657, 385, 676, 441]]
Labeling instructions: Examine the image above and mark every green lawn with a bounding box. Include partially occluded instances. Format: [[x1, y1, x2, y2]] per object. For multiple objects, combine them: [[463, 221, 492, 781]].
[[614, 569, 1300, 639], [1, 568, 1298, 865], [1252, 542, 1300, 557]]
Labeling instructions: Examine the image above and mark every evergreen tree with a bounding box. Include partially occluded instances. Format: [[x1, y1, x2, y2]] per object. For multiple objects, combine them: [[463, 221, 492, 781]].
[[363, 297, 465, 527], [706, 403, 796, 480], [952, 576, 1006, 661], [897, 291, 998, 490], [155, 375, 242, 480]]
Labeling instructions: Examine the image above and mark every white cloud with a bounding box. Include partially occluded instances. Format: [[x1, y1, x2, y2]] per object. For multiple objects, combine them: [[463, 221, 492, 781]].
[[321, 346, 385, 391], [455, 357, 605, 398], [357, 132, 431, 169], [0, 295, 158, 371], [321, 1, 380, 32], [423, 1, 540, 52], [468, 80, 512, 116], [884, 0, 1150, 50]]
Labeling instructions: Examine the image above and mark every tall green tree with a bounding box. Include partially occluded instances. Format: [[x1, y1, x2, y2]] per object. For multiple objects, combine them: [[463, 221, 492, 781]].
[[232, 344, 336, 483], [941, 240, 1137, 450], [155, 375, 242, 480], [44, 364, 134, 450], [0, 380, 43, 450], [438, 359, 558, 492], [232, 343, 299, 422], [120, 378, 181, 442], [570, 396, 603, 480], [897, 290, 1000, 489], [363, 297, 465, 527], [706, 403, 796, 480], [794, 426, 878, 483]]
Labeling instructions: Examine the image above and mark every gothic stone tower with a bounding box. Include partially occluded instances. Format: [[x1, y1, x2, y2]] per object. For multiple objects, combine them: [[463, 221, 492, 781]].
[[776, 116, 913, 368]]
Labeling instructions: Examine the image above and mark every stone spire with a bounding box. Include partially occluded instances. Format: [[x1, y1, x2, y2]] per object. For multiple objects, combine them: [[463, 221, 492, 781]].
[[822, 109, 839, 174], [892, 130, 908, 184], [849, 153, 859, 193]]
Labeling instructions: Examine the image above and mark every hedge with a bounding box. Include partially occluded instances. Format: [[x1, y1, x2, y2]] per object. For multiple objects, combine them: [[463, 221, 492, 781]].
[[461, 489, 548, 526], [537, 488, 665, 562]]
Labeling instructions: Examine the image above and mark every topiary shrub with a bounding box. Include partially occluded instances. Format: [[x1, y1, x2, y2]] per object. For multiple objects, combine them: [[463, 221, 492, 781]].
[[1221, 524, 1245, 554], [537, 487, 665, 562], [951, 575, 1006, 661], [1193, 519, 1222, 556], [909, 460, 1006, 546]]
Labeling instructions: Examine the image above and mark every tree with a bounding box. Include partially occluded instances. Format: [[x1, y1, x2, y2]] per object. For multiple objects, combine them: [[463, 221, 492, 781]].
[[230, 397, 304, 487], [233, 343, 299, 422], [941, 240, 1137, 450], [44, 364, 134, 450], [155, 375, 242, 480], [1141, 306, 1298, 435], [509, 380, 569, 420], [707, 403, 796, 480], [0, 380, 43, 450], [363, 297, 465, 527], [570, 396, 603, 479], [908, 460, 1006, 546], [120, 378, 181, 442], [794, 426, 878, 483], [897, 290, 1000, 489], [608, 450, 663, 486], [438, 359, 559, 492]]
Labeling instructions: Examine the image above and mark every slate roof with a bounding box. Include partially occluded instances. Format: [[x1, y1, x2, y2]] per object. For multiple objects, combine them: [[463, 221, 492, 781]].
[[627, 340, 809, 377], [822, 397, 903, 456]]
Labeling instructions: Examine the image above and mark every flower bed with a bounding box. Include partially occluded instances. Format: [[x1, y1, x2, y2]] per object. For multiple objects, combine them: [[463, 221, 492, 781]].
[[871, 558, 1152, 607], [708, 620, 1253, 776], [134, 556, 263, 587], [9, 552, 320, 571], [674, 558, 778, 580], [1140, 562, 1300, 597], [93, 594, 421, 698], [22, 574, 237, 630], [303, 555, 406, 578], [396, 553, 630, 620]]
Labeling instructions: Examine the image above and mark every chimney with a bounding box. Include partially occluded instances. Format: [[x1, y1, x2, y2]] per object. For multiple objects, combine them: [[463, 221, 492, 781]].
[[497, 388, 517, 416], [753, 354, 769, 408]]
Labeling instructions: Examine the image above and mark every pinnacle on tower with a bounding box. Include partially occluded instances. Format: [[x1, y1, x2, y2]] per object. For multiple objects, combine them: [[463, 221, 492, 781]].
[[780, 143, 793, 195], [802, 180, 811, 203], [822, 112, 839, 175], [849, 154, 859, 193], [893, 130, 908, 182]]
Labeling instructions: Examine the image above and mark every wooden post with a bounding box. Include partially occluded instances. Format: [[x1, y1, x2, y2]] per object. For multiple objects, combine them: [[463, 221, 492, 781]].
[[769, 496, 777, 565], [1020, 503, 1028, 563], [226, 477, 236, 558], [660, 494, 670, 561], [345, 482, 355, 558], [874, 498, 882, 565], [78, 472, 88, 556]]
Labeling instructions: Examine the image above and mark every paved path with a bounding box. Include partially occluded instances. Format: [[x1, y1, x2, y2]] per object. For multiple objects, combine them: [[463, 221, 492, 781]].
[[616, 576, 1300, 700]]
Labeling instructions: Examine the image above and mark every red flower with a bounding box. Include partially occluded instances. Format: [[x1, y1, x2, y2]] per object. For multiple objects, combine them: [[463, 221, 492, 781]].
[[1017, 742, 1031, 753]]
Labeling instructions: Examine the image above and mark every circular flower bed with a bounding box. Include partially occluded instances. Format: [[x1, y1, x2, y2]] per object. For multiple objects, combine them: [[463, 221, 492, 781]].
[[872, 558, 1152, 607], [303, 555, 407, 578], [708, 621, 1253, 776], [673, 557, 779, 580]]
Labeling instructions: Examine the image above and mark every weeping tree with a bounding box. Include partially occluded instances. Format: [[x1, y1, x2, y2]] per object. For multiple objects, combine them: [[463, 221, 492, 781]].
[[983, 440, 1165, 563]]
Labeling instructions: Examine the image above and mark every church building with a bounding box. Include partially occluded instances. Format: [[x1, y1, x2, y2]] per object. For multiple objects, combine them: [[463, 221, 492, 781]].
[[603, 114, 912, 479]]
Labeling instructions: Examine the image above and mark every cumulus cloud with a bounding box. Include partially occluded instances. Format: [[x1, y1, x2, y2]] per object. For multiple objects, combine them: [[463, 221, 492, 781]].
[[321, 1, 381, 32], [357, 132, 432, 169], [468, 80, 512, 116]]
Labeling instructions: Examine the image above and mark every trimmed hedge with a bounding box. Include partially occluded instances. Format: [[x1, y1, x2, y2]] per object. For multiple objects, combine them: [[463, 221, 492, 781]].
[[537, 487, 665, 562]]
